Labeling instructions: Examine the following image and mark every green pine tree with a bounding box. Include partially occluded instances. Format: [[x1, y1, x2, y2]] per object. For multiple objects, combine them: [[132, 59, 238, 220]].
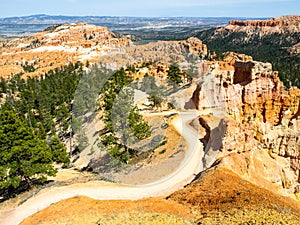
[[0, 105, 68, 190], [49, 135, 70, 167]]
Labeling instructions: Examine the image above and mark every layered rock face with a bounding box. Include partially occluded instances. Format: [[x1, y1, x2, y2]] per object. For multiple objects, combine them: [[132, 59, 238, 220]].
[[190, 54, 300, 199], [229, 15, 300, 28], [220, 15, 300, 34], [180, 37, 208, 57], [113, 35, 208, 64], [0, 23, 133, 78], [0, 23, 207, 78]]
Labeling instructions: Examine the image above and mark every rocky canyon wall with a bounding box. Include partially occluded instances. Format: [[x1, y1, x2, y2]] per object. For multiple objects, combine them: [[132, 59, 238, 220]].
[[189, 55, 300, 199]]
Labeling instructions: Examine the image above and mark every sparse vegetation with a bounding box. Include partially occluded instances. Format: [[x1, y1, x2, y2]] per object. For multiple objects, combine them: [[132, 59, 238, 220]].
[[21, 61, 36, 73], [99, 67, 151, 163], [148, 95, 163, 108], [167, 63, 183, 84], [95, 212, 195, 225]]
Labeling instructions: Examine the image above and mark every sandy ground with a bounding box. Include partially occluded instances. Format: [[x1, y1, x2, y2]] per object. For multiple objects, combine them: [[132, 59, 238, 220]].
[[113, 114, 188, 185], [0, 110, 209, 225], [20, 196, 195, 225], [114, 150, 186, 185], [20, 166, 300, 225]]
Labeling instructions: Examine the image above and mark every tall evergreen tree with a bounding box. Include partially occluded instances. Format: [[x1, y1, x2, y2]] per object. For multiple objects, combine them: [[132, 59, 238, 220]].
[[0, 105, 69, 190], [49, 135, 70, 167]]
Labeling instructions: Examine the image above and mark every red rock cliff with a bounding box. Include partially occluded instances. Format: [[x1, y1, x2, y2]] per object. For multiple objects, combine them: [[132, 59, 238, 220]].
[[229, 15, 300, 27]]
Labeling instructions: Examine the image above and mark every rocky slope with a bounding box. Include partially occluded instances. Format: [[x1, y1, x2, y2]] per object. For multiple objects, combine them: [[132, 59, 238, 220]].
[[186, 53, 300, 200], [0, 23, 207, 78], [225, 16, 300, 55], [199, 15, 300, 49], [0, 23, 133, 78], [228, 15, 300, 33], [170, 166, 300, 224], [197, 15, 300, 88], [205, 15, 300, 48], [20, 167, 300, 225]]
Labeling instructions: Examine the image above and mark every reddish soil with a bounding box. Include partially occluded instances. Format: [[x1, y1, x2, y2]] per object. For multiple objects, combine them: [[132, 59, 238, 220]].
[[21, 166, 300, 224]]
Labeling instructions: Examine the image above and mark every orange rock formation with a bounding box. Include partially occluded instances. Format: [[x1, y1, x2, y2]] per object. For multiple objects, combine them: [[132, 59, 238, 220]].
[[0, 24, 208, 79], [229, 15, 300, 27], [190, 57, 300, 199], [0, 23, 133, 78]]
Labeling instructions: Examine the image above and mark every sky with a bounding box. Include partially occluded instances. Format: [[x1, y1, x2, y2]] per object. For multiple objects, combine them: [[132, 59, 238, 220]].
[[0, 0, 299, 18]]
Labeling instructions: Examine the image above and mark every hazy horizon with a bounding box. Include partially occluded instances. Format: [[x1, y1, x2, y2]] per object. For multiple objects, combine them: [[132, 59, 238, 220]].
[[0, 13, 272, 19], [0, 0, 299, 18]]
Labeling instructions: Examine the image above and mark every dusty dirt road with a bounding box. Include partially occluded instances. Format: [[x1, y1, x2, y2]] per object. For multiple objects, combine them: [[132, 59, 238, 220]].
[[0, 110, 206, 225]]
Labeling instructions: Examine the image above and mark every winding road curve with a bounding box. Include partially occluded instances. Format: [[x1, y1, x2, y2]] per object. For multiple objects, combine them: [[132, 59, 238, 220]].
[[0, 110, 204, 225]]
